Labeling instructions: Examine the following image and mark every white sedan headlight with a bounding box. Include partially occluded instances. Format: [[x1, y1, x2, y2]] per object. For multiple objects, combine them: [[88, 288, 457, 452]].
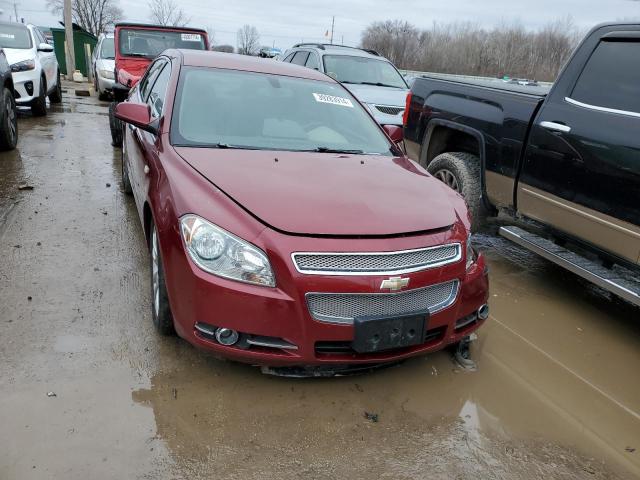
[[99, 69, 115, 80], [466, 235, 477, 270], [180, 215, 275, 287]]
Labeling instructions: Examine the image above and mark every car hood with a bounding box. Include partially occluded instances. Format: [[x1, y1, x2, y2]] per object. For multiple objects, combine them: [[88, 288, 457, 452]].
[[342, 83, 408, 107], [175, 148, 459, 236], [4, 48, 34, 65], [96, 58, 115, 71]]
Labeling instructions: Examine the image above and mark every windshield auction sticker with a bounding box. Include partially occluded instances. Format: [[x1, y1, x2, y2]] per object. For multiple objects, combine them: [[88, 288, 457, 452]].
[[313, 93, 354, 108], [181, 34, 201, 42]]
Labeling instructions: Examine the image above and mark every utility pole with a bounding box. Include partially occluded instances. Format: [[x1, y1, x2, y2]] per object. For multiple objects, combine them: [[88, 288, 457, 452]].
[[63, 0, 75, 80], [330, 16, 334, 45]]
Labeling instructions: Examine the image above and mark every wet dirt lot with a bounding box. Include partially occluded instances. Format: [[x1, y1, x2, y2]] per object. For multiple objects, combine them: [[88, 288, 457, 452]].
[[1, 88, 639, 480]]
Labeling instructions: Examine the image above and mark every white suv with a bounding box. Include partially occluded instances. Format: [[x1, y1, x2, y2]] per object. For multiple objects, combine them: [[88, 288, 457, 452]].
[[0, 22, 61, 116]]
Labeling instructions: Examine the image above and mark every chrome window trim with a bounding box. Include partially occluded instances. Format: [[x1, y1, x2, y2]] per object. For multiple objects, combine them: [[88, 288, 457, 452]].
[[565, 97, 640, 119], [305, 279, 460, 324], [291, 243, 462, 276]]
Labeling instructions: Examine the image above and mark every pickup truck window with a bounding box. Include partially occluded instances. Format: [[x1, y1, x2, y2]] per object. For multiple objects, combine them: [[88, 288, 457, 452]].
[[570, 40, 640, 114]]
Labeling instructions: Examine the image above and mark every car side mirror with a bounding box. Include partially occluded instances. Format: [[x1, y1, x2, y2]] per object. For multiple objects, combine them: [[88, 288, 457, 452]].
[[37, 42, 54, 53], [383, 124, 403, 144], [115, 102, 158, 134]]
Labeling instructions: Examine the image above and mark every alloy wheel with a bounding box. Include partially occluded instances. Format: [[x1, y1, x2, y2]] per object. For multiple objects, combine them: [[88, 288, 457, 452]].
[[434, 168, 460, 192], [6, 96, 15, 143], [151, 227, 160, 317]]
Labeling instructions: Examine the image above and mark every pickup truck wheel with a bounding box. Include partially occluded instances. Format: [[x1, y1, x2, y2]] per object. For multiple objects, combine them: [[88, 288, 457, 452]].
[[428, 152, 487, 231]]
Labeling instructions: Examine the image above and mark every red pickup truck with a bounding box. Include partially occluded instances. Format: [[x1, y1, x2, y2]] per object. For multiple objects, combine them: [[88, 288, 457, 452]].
[[109, 23, 208, 146]]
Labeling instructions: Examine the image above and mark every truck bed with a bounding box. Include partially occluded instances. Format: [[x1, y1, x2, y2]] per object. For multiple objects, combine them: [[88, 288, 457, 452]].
[[416, 72, 551, 97]]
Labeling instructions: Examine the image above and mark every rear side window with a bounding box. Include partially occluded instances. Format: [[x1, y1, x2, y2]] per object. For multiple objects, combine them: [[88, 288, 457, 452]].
[[291, 51, 309, 66], [571, 40, 640, 113], [305, 53, 320, 70]]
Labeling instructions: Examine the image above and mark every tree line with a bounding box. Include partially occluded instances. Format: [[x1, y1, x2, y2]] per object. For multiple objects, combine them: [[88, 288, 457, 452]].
[[361, 18, 582, 82]]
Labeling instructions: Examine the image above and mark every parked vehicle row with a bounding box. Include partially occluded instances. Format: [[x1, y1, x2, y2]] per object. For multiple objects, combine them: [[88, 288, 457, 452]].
[[92, 32, 115, 100], [404, 21, 640, 307], [114, 49, 488, 374]]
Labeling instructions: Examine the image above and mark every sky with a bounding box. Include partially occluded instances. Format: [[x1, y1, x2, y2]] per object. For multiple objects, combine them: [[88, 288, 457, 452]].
[[6, 0, 640, 50]]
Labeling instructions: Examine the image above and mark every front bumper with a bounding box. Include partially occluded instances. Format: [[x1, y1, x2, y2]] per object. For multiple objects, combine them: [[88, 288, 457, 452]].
[[162, 226, 489, 367], [13, 69, 40, 105], [97, 74, 115, 93]]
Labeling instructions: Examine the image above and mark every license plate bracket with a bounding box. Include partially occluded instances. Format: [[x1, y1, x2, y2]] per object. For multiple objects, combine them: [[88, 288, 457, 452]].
[[352, 311, 428, 353]]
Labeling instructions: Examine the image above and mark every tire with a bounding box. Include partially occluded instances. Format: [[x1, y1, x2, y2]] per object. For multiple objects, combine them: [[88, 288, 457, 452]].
[[48, 71, 62, 103], [0, 87, 17, 151], [150, 220, 175, 336], [31, 76, 47, 116], [121, 137, 133, 195], [427, 152, 488, 231], [98, 90, 110, 101], [109, 101, 122, 147]]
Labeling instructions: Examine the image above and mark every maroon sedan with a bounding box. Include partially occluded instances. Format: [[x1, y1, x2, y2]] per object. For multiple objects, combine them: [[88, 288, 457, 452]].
[[115, 49, 489, 373]]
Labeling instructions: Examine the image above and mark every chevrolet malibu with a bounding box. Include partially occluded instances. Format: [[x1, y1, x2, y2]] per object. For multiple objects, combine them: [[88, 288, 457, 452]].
[[115, 49, 489, 373]]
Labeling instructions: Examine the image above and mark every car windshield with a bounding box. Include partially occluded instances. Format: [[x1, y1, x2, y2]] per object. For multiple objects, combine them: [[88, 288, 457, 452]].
[[100, 37, 115, 59], [323, 55, 407, 89], [0, 25, 32, 49], [119, 29, 205, 59], [172, 67, 393, 155]]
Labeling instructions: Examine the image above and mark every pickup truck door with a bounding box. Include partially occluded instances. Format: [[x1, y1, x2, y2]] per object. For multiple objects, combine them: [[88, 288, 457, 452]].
[[519, 30, 640, 265]]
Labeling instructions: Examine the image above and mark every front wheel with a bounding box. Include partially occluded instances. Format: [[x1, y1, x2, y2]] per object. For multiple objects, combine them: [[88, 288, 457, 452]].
[[31, 76, 47, 116], [150, 221, 175, 336], [0, 87, 17, 151], [109, 101, 122, 147], [121, 136, 133, 195], [48, 71, 62, 103], [427, 151, 487, 231]]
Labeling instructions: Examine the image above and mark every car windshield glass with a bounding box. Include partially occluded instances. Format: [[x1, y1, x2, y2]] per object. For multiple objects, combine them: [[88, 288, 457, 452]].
[[0, 25, 32, 49], [119, 29, 205, 59], [172, 67, 393, 155], [100, 37, 115, 59], [323, 55, 407, 89]]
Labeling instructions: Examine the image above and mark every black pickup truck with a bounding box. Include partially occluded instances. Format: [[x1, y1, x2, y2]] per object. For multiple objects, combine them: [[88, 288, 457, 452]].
[[404, 22, 640, 306]]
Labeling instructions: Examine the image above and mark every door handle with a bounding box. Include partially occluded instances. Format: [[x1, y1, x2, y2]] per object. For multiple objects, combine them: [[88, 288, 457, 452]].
[[540, 121, 571, 133]]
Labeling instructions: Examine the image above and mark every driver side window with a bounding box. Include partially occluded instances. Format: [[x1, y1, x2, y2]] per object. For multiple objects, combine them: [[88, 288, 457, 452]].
[[147, 63, 171, 118], [138, 59, 166, 102]]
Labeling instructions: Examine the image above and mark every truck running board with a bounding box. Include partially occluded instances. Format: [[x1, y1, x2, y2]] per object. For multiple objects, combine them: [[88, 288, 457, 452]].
[[499, 226, 640, 307]]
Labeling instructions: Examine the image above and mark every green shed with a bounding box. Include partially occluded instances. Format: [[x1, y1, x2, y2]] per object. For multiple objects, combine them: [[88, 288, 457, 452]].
[[51, 23, 98, 77]]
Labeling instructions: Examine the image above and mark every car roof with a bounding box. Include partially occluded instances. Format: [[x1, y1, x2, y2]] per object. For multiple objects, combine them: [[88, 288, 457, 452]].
[[174, 50, 334, 82], [292, 44, 383, 59], [115, 22, 207, 34], [0, 21, 28, 29]]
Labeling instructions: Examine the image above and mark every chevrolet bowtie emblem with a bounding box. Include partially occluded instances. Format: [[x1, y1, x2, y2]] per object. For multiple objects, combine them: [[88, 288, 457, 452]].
[[380, 276, 409, 291]]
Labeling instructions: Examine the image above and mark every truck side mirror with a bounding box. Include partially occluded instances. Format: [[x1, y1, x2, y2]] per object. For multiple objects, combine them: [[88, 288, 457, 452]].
[[383, 124, 403, 144]]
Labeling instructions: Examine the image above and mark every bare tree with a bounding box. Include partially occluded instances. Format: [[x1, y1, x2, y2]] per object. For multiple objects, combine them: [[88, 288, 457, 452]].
[[148, 0, 190, 27], [47, 0, 123, 36], [237, 25, 260, 55], [361, 18, 580, 82], [206, 26, 215, 47]]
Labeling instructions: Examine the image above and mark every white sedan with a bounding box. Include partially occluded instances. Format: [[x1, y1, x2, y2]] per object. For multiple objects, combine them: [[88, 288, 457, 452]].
[[0, 22, 61, 116]]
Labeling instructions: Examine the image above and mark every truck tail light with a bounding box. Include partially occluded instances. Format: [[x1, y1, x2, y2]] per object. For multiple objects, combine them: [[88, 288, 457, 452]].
[[402, 92, 412, 126]]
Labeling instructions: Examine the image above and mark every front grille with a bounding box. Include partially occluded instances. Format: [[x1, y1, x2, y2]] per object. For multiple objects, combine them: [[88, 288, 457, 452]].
[[375, 105, 404, 115], [306, 280, 459, 324], [292, 244, 461, 276]]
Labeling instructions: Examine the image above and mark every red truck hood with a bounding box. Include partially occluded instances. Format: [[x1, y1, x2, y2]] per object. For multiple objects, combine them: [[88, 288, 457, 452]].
[[175, 148, 458, 236]]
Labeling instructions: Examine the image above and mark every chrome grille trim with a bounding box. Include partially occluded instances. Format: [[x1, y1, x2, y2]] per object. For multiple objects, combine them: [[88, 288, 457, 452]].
[[306, 280, 459, 324], [292, 243, 462, 276], [375, 105, 404, 115]]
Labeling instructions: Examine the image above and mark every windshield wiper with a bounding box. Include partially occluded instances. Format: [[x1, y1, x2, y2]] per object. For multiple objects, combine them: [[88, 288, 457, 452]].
[[312, 147, 364, 154], [358, 81, 403, 88], [124, 52, 152, 58]]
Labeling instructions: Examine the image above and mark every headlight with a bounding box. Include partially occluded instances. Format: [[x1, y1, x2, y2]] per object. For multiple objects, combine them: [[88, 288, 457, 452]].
[[10, 59, 35, 72], [99, 69, 115, 80], [180, 215, 275, 287], [466, 235, 477, 270]]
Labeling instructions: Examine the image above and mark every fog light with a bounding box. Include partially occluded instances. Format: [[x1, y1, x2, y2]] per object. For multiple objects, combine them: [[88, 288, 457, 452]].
[[478, 304, 489, 320], [25, 81, 33, 96], [215, 327, 239, 345]]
